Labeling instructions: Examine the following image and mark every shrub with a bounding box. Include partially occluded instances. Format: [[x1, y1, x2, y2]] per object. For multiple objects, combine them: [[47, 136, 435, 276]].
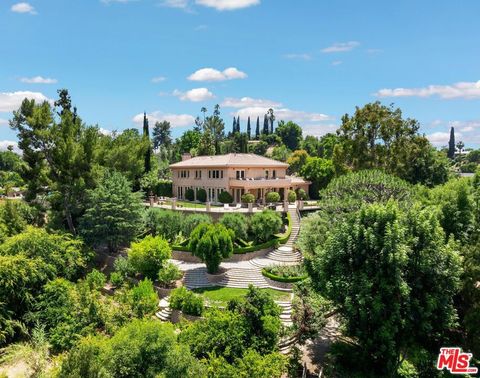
[[189, 224, 234, 273], [85, 269, 106, 291], [169, 287, 204, 316], [266, 191, 281, 203], [157, 262, 182, 288], [218, 191, 233, 204], [196, 188, 207, 203], [185, 188, 195, 201], [128, 235, 171, 280], [296, 188, 308, 200], [127, 279, 158, 318], [182, 213, 212, 236], [219, 213, 249, 241], [114, 256, 135, 279], [250, 210, 282, 243], [145, 209, 183, 241], [241, 193, 255, 204], [110, 272, 124, 287], [287, 190, 297, 203]]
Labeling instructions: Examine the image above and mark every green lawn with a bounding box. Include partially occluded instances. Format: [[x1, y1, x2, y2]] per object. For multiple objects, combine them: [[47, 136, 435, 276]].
[[193, 286, 291, 305]]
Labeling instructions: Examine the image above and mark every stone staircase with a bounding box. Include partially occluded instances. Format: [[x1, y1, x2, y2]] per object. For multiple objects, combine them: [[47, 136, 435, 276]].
[[180, 264, 212, 290], [217, 267, 270, 288], [277, 300, 293, 327], [155, 298, 172, 321], [285, 207, 301, 248]]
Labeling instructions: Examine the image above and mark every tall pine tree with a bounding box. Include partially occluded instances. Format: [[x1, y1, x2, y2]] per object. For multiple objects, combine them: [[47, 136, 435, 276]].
[[263, 114, 269, 135], [268, 108, 275, 134], [143, 112, 152, 173], [247, 116, 251, 139], [236, 116, 240, 132], [232, 116, 237, 134], [255, 117, 260, 139], [448, 126, 456, 159]]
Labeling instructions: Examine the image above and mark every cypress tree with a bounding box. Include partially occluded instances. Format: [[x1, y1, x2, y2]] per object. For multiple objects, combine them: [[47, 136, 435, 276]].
[[263, 114, 269, 135], [237, 116, 240, 132], [448, 127, 455, 159], [255, 117, 260, 139], [143, 112, 152, 173], [270, 118, 274, 134], [247, 116, 251, 139], [232, 117, 237, 134]]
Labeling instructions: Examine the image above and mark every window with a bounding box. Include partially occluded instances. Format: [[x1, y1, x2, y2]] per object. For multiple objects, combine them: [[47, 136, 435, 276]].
[[273, 170, 276, 179], [195, 170, 202, 179], [208, 170, 223, 179], [236, 170, 245, 179], [265, 170, 269, 179]]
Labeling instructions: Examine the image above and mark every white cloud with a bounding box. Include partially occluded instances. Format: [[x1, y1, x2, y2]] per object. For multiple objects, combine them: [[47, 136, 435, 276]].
[[0, 119, 8, 126], [233, 106, 332, 123], [375, 80, 480, 99], [98, 128, 112, 136], [0, 91, 52, 112], [221, 97, 282, 108], [187, 67, 247, 82], [302, 123, 338, 137], [11, 2, 36, 14], [151, 76, 166, 83], [195, 24, 208, 31], [284, 53, 311, 60], [20, 76, 57, 84], [427, 131, 463, 146], [449, 120, 480, 133], [195, 0, 259, 11], [133, 111, 195, 128], [0, 141, 20, 154], [173, 88, 215, 102], [321, 41, 360, 53], [331, 60, 342, 66], [160, 0, 189, 8]]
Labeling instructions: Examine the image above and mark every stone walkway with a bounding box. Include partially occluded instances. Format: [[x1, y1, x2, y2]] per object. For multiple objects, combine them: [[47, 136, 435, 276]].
[[173, 206, 302, 291]]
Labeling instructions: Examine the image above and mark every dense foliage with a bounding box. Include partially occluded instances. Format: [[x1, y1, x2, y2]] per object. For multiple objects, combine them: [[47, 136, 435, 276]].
[[189, 223, 234, 273], [250, 210, 282, 243], [80, 171, 144, 251], [309, 202, 462, 375], [128, 235, 171, 280]]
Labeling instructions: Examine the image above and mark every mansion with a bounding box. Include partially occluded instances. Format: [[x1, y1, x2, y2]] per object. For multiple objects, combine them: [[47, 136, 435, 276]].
[[170, 153, 310, 203]]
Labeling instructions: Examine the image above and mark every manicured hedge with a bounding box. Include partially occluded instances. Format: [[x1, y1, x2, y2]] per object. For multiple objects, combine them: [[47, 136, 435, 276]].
[[261, 268, 307, 283], [155, 180, 173, 197], [172, 211, 292, 255], [275, 212, 292, 244]]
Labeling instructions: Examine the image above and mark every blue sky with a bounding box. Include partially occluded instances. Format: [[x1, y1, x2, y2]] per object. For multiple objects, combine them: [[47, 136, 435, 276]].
[[1, 0, 480, 151]]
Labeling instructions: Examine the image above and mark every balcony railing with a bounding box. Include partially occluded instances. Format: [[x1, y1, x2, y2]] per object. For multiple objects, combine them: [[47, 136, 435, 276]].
[[229, 177, 292, 188]]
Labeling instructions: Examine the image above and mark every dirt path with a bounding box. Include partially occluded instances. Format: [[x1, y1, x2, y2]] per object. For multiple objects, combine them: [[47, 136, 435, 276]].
[[300, 316, 341, 376]]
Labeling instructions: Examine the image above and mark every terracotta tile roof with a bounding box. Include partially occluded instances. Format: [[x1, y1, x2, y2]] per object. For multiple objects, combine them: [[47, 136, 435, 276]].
[[170, 153, 289, 168]]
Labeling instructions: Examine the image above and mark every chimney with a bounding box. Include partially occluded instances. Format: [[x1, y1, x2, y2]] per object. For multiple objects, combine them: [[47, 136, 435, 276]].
[[182, 153, 192, 161]]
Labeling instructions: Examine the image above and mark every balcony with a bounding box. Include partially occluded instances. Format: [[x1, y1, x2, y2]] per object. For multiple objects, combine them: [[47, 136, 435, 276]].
[[229, 177, 292, 188]]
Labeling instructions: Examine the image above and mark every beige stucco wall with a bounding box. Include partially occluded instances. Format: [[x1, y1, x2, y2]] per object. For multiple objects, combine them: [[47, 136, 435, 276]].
[[171, 165, 307, 203]]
